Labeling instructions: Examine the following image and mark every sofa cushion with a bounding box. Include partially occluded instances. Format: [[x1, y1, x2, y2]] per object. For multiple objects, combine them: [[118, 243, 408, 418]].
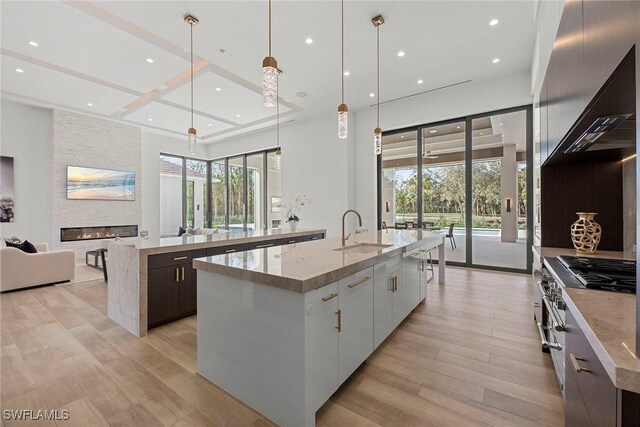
[[5, 240, 38, 254]]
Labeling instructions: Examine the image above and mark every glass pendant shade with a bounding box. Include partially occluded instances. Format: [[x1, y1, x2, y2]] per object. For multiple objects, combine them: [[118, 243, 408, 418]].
[[263, 57, 278, 107], [188, 128, 197, 155], [275, 147, 281, 170], [374, 127, 382, 155], [338, 104, 348, 139]]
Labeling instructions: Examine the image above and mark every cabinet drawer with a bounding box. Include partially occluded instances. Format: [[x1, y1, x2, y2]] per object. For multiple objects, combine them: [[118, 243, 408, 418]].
[[206, 244, 248, 257], [306, 281, 339, 315], [565, 309, 616, 427], [148, 249, 206, 269], [278, 233, 324, 246], [246, 240, 278, 250]]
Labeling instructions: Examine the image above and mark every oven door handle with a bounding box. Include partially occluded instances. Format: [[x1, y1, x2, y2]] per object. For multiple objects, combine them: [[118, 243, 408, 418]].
[[538, 283, 566, 332], [536, 322, 563, 351]]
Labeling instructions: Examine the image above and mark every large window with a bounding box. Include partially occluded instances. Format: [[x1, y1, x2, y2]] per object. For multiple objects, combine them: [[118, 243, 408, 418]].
[[378, 106, 532, 273], [159, 148, 279, 236]]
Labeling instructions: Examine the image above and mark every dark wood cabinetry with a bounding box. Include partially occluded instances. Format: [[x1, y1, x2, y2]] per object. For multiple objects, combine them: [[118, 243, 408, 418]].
[[565, 309, 640, 427], [147, 233, 325, 329]]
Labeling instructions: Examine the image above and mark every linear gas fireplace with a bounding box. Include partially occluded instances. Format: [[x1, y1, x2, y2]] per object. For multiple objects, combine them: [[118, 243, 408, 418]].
[[60, 225, 138, 242]]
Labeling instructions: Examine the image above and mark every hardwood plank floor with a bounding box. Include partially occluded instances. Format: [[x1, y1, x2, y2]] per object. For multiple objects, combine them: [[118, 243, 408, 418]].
[[0, 267, 563, 426]]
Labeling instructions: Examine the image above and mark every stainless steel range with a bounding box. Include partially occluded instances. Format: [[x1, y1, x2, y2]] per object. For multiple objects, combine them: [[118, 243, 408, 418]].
[[535, 256, 636, 397]]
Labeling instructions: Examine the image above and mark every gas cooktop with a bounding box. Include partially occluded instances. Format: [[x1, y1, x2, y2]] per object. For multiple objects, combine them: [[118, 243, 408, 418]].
[[558, 256, 636, 293]]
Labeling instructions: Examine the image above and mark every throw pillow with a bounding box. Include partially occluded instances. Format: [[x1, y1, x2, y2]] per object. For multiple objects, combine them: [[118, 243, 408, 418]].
[[178, 226, 187, 237], [5, 240, 38, 254]]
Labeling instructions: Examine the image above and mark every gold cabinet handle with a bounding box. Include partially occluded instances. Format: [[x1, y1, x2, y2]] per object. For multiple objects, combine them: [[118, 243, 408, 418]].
[[256, 243, 274, 248], [569, 353, 590, 373], [389, 276, 394, 292], [348, 276, 371, 289], [322, 293, 338, 302], [311, 236, 319, 240], [419, 261, 425, 272], [181, 266, 185, 281], [173, 256, 188, 261], [288, 240, 296, 244], [175, 267, 180, 283], [335, 309, 342, 332], [225, 249, 236, 253]]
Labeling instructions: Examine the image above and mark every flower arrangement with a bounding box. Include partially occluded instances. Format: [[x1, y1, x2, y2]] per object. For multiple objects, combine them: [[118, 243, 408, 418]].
[[283, 194, 311, 224]]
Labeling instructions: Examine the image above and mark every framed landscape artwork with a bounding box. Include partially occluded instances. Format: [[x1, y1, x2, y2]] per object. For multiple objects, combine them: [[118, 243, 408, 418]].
[[0, 156, 15, 222], [271, 196, 281, 213], [67, 166, 135, 201]]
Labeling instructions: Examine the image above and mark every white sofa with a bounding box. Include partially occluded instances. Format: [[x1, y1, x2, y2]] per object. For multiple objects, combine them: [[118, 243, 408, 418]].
[[0, 242, 75, 292]]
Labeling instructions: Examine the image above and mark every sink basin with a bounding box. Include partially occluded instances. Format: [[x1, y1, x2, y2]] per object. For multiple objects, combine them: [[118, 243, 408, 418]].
[[333, 243, 393, 254]]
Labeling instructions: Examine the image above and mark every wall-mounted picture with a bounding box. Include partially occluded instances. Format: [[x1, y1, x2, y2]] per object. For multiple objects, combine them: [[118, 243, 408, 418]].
[[67, 166, 135, 201], [271, 196, 281, 213], [0, 156, 15, 222]]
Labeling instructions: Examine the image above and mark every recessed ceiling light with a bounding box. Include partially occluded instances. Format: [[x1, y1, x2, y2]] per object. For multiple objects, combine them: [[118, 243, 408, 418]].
[[15, 68, 24, 73], [429, 130, 438, 134], [397, 51, 405, 57], [215, 87, 222, 92], [28, 40, 38, 47], [492, 58, 500, 64], [489, 18, 499, 26], [456, 126, 461, 129], [148, 118, 153, 122], [401, 135, 404, 139], [344, 71, 350, 76], [219, 48, 226, 55], [146, 58, 154, 64], [296, 91, 308, 98], [417, 79, 423, 84], [369, 92, 375, 97], [500, 123, 504, 126], [305, 38, 313, 44], [236, 114, 241, 118], [87, 102, 93, 107], [208, 123, 213, 127]]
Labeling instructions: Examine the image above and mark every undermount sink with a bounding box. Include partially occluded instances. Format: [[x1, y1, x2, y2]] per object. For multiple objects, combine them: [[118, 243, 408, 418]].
[[333, 243, 393, 253]]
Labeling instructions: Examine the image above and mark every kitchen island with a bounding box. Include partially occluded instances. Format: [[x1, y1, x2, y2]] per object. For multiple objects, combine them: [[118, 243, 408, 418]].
[[106, 228, 325, 336], [193, 229, 445, 427]]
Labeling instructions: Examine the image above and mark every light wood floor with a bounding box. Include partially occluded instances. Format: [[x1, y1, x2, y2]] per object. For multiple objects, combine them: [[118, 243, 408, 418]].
[[1, 267, 564, 426]]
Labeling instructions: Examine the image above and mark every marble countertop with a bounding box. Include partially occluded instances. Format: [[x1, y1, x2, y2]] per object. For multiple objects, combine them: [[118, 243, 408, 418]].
[[107, 228, 325, 256], [563, 287, 640, 394], [193, 229, 445, 293], [534, 245, 635, 261]]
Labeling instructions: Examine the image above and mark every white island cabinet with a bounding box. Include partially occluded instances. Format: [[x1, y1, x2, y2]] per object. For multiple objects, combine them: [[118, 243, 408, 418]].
[[194, 230, 445, 427]]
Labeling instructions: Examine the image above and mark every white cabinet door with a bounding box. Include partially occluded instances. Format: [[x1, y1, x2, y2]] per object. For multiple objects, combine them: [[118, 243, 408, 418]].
[[338, 268, 374, 384], [404, 254, 421, 312], [373, 275, 393, 349], [391, 264, 406, 329], [306, 283, 339, 412]]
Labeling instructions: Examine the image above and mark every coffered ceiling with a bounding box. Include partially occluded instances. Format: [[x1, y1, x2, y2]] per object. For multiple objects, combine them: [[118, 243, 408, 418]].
[[1, 1, 536, 143]]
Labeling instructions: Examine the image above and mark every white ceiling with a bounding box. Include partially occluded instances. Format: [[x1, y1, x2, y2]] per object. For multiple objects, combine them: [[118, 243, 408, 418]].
[[1, 1, 536, 144]]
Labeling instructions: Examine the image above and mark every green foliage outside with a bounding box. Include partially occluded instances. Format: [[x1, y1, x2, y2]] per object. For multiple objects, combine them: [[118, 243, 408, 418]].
[[392, 161, 527, 230]]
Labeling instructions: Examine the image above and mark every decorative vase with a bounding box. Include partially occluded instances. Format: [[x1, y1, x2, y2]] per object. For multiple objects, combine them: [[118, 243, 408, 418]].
[[289, 221, 298, 232], [570, 212, 602, 254]]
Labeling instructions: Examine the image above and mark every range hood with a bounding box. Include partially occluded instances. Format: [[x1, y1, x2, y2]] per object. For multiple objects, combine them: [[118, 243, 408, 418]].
[[546, 48, 636, 165], [564, 114, 634, 153]]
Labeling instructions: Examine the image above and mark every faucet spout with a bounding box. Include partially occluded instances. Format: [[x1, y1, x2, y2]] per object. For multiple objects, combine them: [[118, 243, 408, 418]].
[[342, 209, 363, 246]]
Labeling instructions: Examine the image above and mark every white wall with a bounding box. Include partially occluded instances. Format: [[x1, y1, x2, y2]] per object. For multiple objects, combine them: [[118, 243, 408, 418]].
[[207, 112, 349, 237], [0, 100, 53, 244], [353, 72, 534, 227]]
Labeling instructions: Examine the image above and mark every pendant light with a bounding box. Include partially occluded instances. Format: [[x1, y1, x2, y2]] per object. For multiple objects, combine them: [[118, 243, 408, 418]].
[[275, 71, 281, 169], [337, 0, 348, 139], [263, 0, 278, 107], [185, 14, 199, 155], [372, 15, 384, 155]]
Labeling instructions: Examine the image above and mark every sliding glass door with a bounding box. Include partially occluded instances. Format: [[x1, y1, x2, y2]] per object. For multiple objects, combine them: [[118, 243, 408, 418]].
[[378, 106, 532, 273]]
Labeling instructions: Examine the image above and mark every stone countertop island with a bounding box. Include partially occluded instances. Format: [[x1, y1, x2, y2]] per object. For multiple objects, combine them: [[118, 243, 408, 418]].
[[194, 229, 446, 427], [106, 228, 325, 336]]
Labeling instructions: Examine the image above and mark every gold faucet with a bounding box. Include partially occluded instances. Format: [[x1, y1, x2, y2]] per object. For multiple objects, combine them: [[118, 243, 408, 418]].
[[342, 209, 363, 246]]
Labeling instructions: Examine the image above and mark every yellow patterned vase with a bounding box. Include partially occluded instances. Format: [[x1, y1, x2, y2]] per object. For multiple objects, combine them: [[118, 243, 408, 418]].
[[570, 212, 602, 255]]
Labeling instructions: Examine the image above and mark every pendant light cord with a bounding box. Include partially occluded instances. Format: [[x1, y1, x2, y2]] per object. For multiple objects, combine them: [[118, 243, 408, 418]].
[[268, 0, 272, 57], [276, 72, 280, 148], [376, 25, 380, 128], [341, 0, 344, 104], [190, 22, 194, 129]]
